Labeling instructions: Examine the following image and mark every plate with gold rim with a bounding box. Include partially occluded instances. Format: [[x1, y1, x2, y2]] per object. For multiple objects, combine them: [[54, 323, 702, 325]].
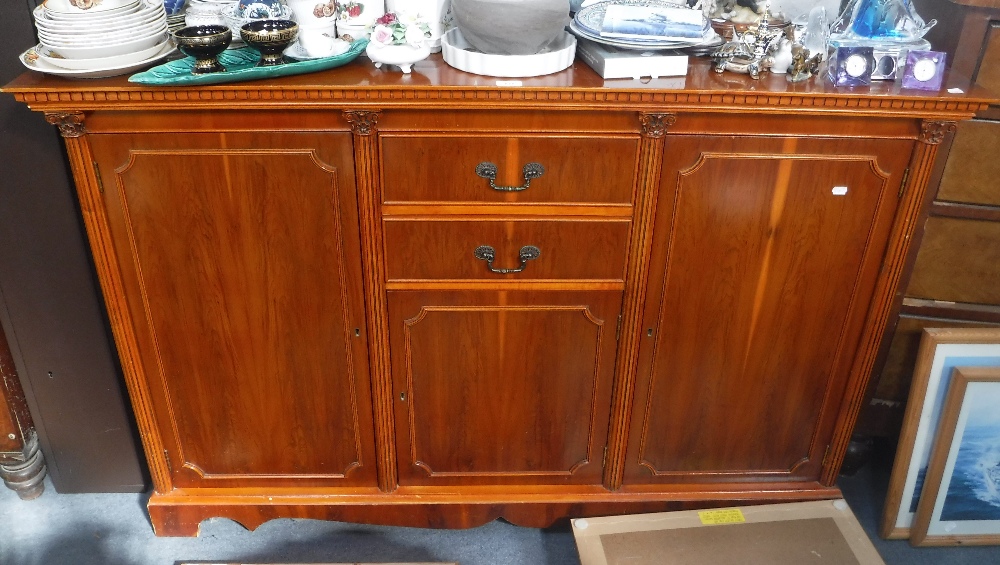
[[20, 41, 176, 78]]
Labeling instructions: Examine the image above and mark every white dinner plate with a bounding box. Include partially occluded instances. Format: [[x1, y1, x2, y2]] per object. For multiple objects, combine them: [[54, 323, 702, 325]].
[[43, 0, 143, 17], [20, 41, 175, 78], [574, 0, 692, 37], [568, 19, 718, 50], [36, 38, 172, 70]]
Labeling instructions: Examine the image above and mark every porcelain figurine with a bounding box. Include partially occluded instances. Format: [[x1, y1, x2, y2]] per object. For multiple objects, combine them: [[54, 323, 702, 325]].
[[366, 11, 432, 73], [770, 38, 793, 74], [385, 0, 452, 52]]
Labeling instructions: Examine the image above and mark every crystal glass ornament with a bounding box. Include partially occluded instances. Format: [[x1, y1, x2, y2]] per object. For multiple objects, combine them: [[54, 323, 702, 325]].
[[830, 0, 935, 42]]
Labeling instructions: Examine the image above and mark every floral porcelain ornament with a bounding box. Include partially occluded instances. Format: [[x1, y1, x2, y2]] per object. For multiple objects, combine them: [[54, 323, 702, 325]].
[[366, 12, 433, 73]]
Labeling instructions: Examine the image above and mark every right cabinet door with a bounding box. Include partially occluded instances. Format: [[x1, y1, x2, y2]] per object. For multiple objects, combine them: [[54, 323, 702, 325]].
[[625, 135, 912, 486]]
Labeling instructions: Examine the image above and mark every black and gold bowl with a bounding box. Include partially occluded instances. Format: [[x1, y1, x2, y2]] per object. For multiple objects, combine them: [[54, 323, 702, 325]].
[[172, 25, 232, 74], [240, 19, 298, 67]]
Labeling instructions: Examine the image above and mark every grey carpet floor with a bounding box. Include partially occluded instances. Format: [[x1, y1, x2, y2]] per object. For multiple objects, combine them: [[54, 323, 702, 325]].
[[2, 451, 1000, 564]]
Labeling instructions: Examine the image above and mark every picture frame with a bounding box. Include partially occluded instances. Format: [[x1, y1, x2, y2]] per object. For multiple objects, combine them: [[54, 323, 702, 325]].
[[880, 328, 1000, 539], [911, 367, 1000, 546]]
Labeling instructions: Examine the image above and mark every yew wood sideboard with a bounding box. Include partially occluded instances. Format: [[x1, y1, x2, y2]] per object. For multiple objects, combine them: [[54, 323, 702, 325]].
[[4, 56, 993, 536]]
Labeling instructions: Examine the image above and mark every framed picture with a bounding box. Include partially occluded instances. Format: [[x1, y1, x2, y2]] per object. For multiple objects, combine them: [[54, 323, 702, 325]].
[[880, 328, 1000, 539], [911, 366, 1000, 546]]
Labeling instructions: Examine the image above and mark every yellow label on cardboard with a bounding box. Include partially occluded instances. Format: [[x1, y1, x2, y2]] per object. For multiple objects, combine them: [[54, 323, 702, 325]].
[[698, 508, 746, 525]]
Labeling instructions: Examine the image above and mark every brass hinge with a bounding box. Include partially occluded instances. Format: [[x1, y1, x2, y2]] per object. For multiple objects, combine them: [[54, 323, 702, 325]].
[[616, 314, 623, 341], [602, 446, 608, 468], [821, 445, 831, 468], [163, 449, 172, 473], [898, 168, 909, 198], [93, 161, 105, 194]]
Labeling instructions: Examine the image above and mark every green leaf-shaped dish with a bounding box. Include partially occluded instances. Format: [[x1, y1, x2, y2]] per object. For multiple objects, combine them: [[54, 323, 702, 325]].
[[129, 39, 369, 86]]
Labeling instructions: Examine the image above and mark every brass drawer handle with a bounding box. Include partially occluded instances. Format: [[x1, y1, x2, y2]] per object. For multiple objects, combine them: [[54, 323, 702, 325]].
[[473, 245, 541, 274], [475, 162, 545, 192]]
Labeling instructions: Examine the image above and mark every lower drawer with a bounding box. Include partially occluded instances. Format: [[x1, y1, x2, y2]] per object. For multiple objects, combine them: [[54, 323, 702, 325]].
[[383, 218, 631, 281]]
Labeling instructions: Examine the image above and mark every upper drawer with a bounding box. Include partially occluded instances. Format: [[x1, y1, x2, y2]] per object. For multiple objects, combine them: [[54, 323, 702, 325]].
[[937, 120, 1000, 207], [383, 218, 631, 281], [380, 135, 639, 205]]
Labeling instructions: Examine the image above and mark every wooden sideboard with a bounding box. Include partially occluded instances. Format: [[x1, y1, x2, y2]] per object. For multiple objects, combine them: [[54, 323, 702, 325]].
[[4, 56, 992, 536]]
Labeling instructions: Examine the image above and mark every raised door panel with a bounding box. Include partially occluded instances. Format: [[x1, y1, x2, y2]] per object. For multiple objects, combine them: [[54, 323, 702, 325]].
[[389, 291, 620, 486], [626, 136, 911, 485], [89, 132, 378, 489]]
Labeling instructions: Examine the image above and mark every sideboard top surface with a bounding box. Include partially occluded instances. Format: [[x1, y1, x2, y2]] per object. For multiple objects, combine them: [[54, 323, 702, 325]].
[[3, 55, 995, 118]]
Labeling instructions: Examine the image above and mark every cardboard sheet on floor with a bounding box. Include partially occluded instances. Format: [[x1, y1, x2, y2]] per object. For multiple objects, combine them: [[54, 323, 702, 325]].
[[572, 499, 885, 565]]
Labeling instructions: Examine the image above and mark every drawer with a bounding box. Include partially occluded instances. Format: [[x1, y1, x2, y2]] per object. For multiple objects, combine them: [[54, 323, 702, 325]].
[[383, 219, 631, 281], [380, 135, 639, 204], [906, 216, 1000, 305], [937, 120, 1000, 207], [975, 24, 1000, 97]]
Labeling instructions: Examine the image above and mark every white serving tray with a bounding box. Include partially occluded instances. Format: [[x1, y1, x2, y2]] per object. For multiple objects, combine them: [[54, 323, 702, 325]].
[[441, 28, 576, 78]]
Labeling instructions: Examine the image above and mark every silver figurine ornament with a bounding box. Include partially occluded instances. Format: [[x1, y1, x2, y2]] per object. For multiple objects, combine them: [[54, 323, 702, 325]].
[[711, 3, 786, 79]]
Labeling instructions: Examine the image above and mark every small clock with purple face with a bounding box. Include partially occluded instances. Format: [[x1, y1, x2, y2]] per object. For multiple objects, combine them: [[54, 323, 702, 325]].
[[902, 50, 947, 91], [831, 46, 874, 87]]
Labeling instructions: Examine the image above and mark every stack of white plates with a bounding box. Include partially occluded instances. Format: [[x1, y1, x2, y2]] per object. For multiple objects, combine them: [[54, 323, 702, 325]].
[[569, 0, 721, 51], [22, 0, 175, 77]]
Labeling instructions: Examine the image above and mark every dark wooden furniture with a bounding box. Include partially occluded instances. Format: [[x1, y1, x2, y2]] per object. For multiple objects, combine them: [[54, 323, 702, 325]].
[[0, 322, 45, 500], [4, 55, 992, 536], [0, 0, 147, 494], [857, 0, 1000, 440]]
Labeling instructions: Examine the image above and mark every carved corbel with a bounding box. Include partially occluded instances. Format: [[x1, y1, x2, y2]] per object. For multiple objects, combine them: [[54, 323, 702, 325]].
[[343, 110, 381, 136], [919, 120, 957, 145], [639, 113, 677, 139], [44, 112, 87, 138]]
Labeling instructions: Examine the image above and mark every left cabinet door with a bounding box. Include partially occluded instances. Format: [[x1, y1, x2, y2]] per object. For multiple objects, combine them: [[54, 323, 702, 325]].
[[89, 132, 378, 489]]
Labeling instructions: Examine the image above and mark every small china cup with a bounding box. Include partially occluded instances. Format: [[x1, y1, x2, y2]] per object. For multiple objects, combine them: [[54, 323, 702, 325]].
[[173, 25, 232, 74], [241, 19, 299, 66]]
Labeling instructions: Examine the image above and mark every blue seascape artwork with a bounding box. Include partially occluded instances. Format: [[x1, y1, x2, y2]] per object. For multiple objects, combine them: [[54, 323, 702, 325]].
[[908, 355, 1000, 514], [940, 390, 1000, 521]]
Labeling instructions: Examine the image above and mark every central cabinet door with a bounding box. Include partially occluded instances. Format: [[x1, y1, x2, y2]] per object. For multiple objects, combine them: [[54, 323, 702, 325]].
[[625, 135, 912, 486], [89, 131, 378, 489], [388, 290, 620, 486]]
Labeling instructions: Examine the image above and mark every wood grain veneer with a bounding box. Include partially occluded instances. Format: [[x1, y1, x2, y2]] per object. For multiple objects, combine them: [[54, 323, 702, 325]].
[[4, 54, 994, 535]]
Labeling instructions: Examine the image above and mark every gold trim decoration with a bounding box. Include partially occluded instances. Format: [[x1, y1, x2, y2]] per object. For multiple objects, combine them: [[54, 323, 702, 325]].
[[44, 112, 86, 138], [639, 113, 677, 138], [344, 110, 380, 136], [919, 120, 957, 145]]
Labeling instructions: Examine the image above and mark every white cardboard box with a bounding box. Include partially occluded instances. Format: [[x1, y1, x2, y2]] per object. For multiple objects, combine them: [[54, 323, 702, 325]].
[[575, 37, 688, 80], [572, 499, 886, 565]]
